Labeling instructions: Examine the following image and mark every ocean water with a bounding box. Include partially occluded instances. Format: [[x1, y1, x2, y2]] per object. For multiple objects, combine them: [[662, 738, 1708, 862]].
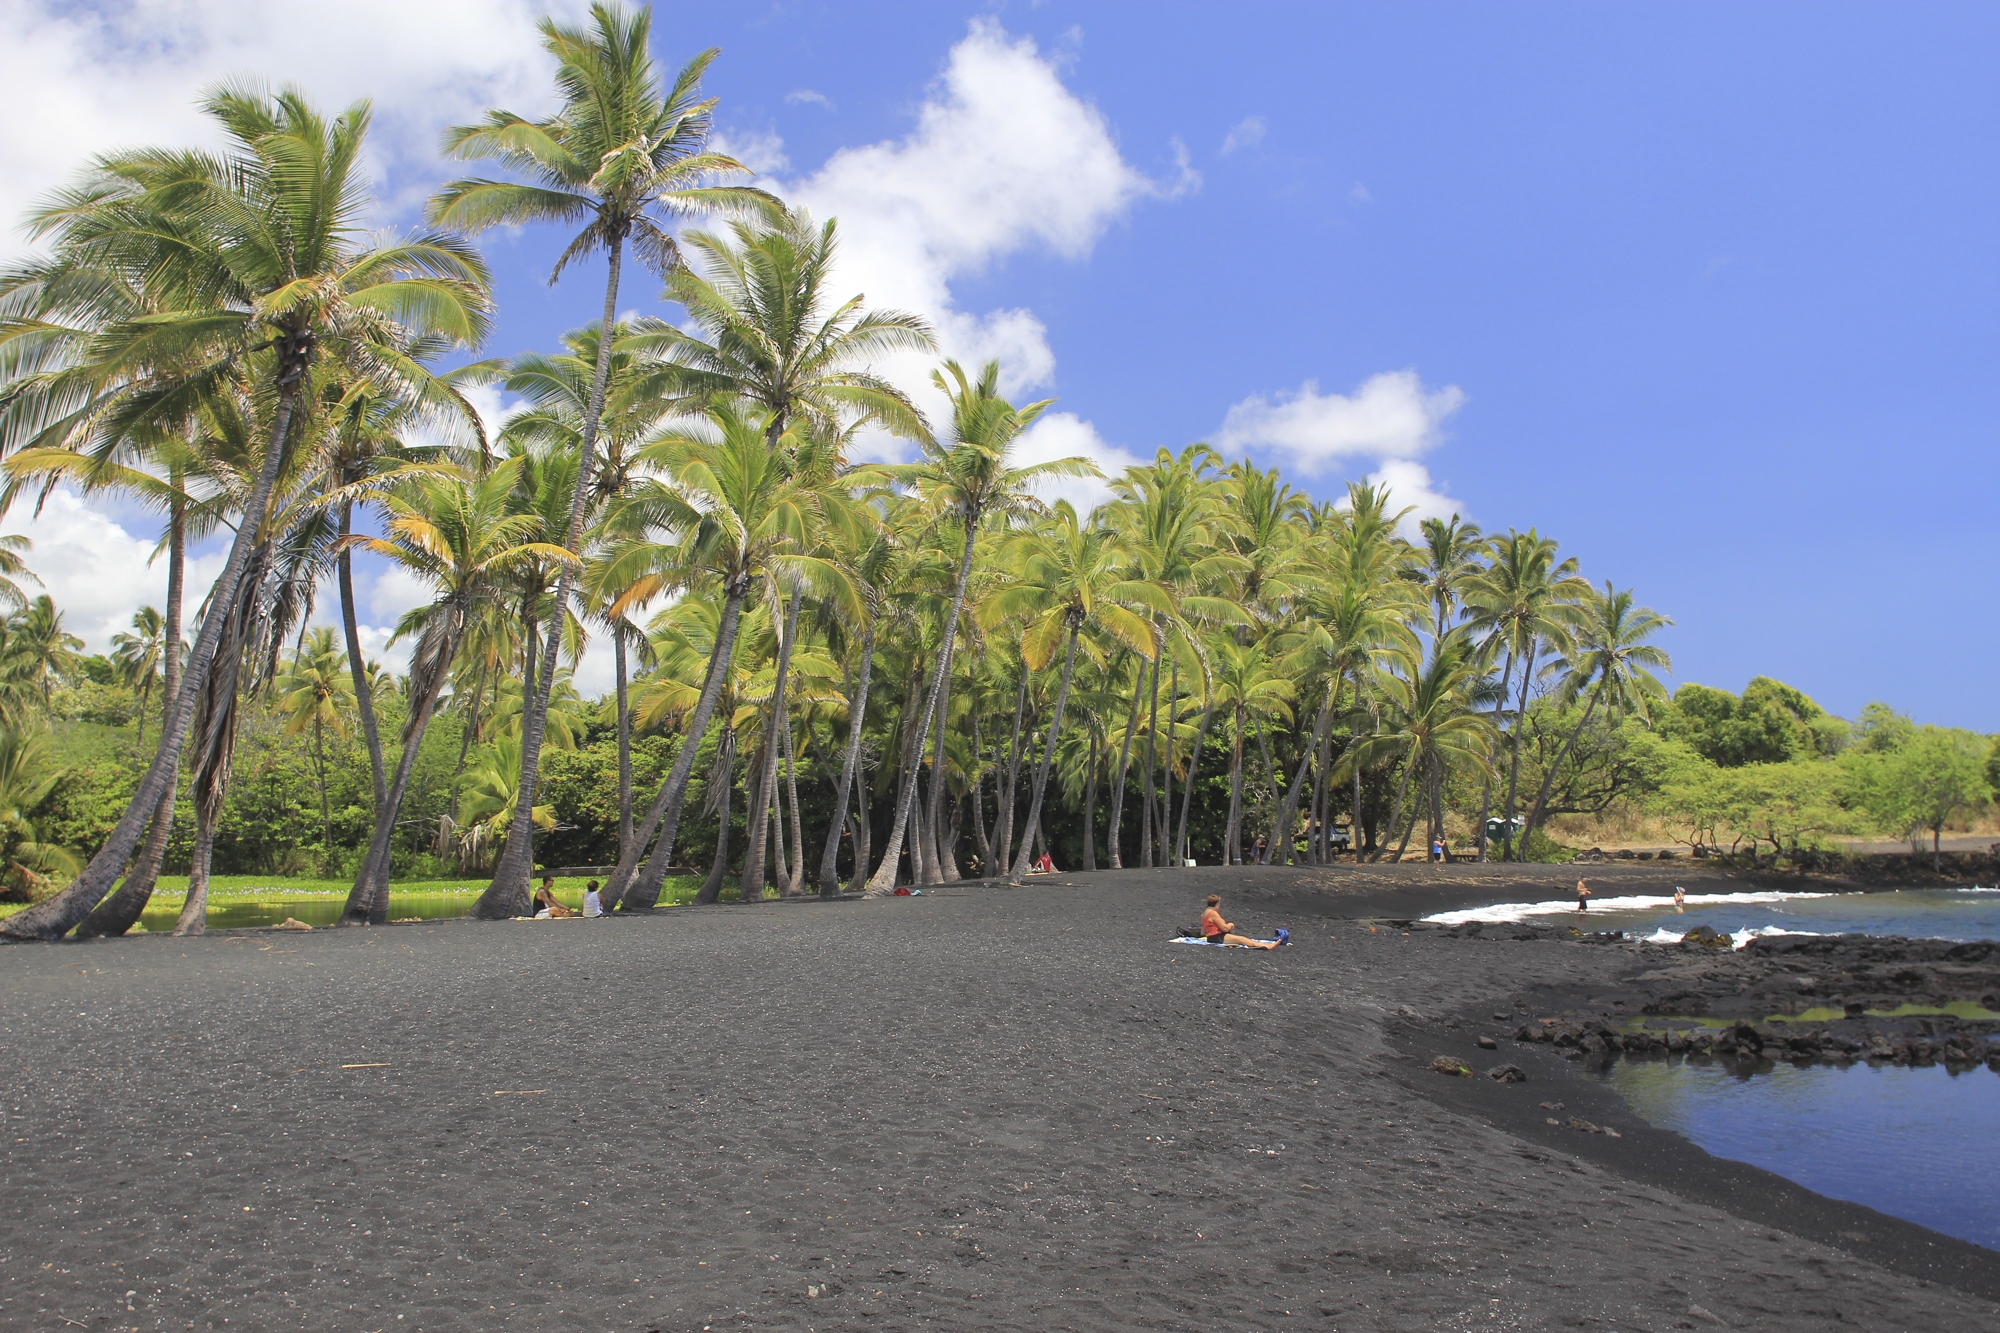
[[1438, 885, 2000, 1251], [1424, 886, 2000, 948], [1592, 1058, 2000, 1252]]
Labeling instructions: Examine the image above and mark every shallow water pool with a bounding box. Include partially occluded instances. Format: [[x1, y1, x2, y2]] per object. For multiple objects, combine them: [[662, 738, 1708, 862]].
[[1590, 1058, 2000, 1251]]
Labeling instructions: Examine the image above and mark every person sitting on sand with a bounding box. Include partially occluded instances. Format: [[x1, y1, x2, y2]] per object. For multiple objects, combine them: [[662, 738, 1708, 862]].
[[533, 878, 574, 919], [1031, 851, 1057, 875], [582, 880, 604, 917], [1576, 877, 1592, 912], [1201, 894, 1279, 950]]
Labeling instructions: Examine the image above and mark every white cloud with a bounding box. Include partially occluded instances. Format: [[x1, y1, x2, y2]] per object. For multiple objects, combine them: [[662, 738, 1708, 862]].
[[1011, 412, 1142, 518], [1215, 371, 1466, 475], [784, 88, 834, 111], [1348, 181, 1375, 206], [0, 488, 226, 653], [1221, 115, 1266, 155], [1362, 458, 1464, 537], [0, 0, 582, 249], [709, 126, 790, 178], [774, 19, 1166, 407]]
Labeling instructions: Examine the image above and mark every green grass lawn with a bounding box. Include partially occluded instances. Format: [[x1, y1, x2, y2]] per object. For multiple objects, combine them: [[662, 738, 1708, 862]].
[[0, 873, 707, 919]]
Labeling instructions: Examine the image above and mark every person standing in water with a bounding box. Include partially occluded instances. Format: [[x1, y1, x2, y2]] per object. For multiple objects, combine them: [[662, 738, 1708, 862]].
[[1575, 878, 1592, 911], [1674, 886, 1685, 913]]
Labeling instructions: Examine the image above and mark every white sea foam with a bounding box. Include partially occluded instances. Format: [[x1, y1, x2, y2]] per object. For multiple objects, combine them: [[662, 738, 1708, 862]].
[[1643, 925, 1825, 950], [1423, 889, 1837, 927]]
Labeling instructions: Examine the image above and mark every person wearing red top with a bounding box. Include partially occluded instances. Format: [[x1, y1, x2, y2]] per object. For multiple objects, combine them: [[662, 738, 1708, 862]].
[[1200, 894, 1278, 950]]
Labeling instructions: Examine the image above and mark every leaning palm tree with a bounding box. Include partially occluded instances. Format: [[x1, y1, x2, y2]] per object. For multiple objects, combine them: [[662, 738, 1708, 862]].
[[339, 459, 572, 924], [431, 1, 768, 910], [636, 203, 935, 446], [1, 85, 491, 942], [980, 501, 1161, 886], [273, 626, 354, 867], [586, 403, 856, 912], [1519, 583, 1673, 849], [861, 359, 1093, 891]]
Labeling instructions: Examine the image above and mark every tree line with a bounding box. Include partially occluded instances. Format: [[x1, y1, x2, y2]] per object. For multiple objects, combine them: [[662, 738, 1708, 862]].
[[2, 4, 1978, 943]]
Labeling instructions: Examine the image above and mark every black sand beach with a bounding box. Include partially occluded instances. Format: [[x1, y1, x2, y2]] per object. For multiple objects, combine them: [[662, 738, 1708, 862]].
[[4, 864, 1996, 1332]]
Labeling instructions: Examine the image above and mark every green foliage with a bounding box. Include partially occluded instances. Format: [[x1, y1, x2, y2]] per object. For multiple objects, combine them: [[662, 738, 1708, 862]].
[[1659, 676, 1845, 767], [1843, 723, 1989, 851], [1517, 826, 1575, 863]]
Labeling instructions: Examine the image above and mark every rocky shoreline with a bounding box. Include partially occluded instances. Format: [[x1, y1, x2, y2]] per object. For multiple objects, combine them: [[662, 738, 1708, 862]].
[[1417, 920, 2000, 1072]]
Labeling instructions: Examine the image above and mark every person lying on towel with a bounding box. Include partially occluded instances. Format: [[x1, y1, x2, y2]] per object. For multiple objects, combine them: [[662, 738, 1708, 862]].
[[1201, 894, 1279, 950]]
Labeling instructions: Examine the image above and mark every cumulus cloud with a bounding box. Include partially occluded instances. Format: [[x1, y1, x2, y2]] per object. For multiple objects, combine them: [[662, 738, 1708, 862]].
[[0, 488, 226, 653], [784, 88, 834, 110], [1215, 371, 1465, 475], [774, 19, 1166, 411], [1010, 413, 1143, 518], [1362, 459, 1464, 536], [1221, 115, 1266, 155], [0, 1, 586, 244]]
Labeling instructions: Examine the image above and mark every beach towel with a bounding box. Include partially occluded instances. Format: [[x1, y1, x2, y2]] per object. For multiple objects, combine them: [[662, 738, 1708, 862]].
[[1170, 930, 1289, 949]]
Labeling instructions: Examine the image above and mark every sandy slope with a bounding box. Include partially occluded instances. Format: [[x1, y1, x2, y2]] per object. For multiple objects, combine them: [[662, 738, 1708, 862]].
[[0, 864, 1992, 1332]]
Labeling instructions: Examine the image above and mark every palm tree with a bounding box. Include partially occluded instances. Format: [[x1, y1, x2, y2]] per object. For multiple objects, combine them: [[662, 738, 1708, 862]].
[[862, 359, 1092, 892], [1, 85, 491, 942], [637, 203, 935, 446], [274, 626, 353, 866], [1346, 629, 1497, 861], [981, 501, 1161, 884], [1461, 529, 1589, 859], [111, 606, 169, 744], [1520, 583, 1673, 849], [431, 1, 766, 909], [0, 536, 37, 614], [1208, 636, 1295, 865], [339, 459, 572, 923], [590, 403, 856, 912], [10, 595, 83, 703], [0, 728, 76, 903], [1408, 513, 1484, 640]]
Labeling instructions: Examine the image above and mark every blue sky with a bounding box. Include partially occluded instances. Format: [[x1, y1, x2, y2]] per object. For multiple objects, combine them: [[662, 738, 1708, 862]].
[[6, 2, 1997, 726]]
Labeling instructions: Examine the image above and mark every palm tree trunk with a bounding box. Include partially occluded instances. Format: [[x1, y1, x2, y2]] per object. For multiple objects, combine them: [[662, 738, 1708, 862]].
[[696, 728, 737, 904], [782, 696, 806, 895], [698, 770, 734, 903], [1254, 722, 1280, 863], [76, 501, 186, 940], [1173, 704, 1214, 866], [1080, 730, 1099, 871], [968, 710, 994, 877], [1107, 657, 1142, 870], [1473, 648, 1515, 862], [314, 715, 333, 868], [847, 766, 871, 895], [1140, 649, 1160, 869], [1500, 642, 1539, 861], [347, 651, 457, 924], [173, 814, 217, 938], [737, 731, 774, 901], [741, 588, 801, 897], [994, 667, 1030, 876], [4, 347, 307, 942], [818, 623, 874, 895], [1159, 658, 1179, 866], [1374, 757, 1417, 864], [611, 578, 748, 911], [1009, 626, 1081, 883], [487, 236, 625, 911], [1269, 681, 1339, 866], [614, 623, 633, 859], [866, 525, 979, 894], [337, 498, 389, 821], [923, 585, 968, 882], [1225, 710, 1244, 864]]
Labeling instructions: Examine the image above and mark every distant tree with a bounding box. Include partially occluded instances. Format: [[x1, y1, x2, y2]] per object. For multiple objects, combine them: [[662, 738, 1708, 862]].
[[274, 627, 354, 865], [111, 606, 169, 745], [1846, 725, 1989, 868]]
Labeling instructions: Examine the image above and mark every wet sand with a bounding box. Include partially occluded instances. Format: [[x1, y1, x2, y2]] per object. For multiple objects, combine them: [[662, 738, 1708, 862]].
[[1, 863, 1994, 1331]]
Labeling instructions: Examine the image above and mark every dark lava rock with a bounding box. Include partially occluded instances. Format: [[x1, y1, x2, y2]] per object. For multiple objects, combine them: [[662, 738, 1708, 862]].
[[1679, 925, 1733, 950], [1428, 1055, 1474, 1077], [1476, 1035, 1498, 1050], [1485, 1064, 1526, 1083]]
